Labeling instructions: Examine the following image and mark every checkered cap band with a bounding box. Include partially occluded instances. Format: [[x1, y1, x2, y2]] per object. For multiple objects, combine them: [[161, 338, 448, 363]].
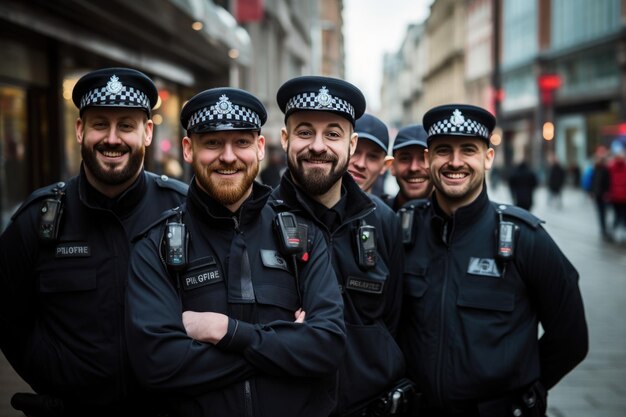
[[80, 85, 150, 111], [285, 92, 355, 119], [187, 104, 261, 131], [427, 116, 490, 140]]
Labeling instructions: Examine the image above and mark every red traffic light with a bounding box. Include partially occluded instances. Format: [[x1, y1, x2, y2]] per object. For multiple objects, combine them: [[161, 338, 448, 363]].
[[538, 74, 562, 91]]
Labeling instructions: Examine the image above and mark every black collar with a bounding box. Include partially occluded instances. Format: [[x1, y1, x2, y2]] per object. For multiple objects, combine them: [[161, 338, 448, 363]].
[[78, 164, 147, 217], [431, 185, 490, 241], [276, 169, 375, 230], [187, 178, 272, 228]]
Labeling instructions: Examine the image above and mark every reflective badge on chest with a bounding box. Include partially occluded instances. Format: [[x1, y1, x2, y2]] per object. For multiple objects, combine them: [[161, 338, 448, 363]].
[[182, 265, 223, 291], [467, 257, 501, 278], [55, 242, 91, 258], [345, 276, 384, 294]]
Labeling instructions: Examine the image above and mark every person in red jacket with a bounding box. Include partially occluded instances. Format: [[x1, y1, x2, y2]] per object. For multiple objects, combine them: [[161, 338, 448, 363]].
[[607, 147, 626, 242]]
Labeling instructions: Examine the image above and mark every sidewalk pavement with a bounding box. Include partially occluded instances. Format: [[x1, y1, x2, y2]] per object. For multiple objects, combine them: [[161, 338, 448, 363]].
[[490, 184, 626, 417]]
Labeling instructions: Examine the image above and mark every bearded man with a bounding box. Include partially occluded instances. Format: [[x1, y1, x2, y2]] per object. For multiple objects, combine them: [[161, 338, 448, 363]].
[[272, 76, 412, 417], [0, 67, 188, 416], [124, 87, 346, 417]]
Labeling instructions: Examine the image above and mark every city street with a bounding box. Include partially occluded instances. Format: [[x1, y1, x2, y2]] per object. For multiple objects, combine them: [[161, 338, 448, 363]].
[[0, 185, 625, 416], [490, 184, 626, 417]]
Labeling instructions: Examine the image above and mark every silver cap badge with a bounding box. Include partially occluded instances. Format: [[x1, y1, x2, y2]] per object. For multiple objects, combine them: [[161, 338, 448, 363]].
[[106, 75, 123, 95], [450, 109, 465, 126]]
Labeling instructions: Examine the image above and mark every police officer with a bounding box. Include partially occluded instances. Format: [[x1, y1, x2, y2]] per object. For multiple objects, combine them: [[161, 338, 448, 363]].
[[348, 113, 393, 194], [0, 67, 188, 416], [125, 87, 346, 417], [274, 76, 410, 416], [399, 104, 588, 417], [383, 124, 432, 211]]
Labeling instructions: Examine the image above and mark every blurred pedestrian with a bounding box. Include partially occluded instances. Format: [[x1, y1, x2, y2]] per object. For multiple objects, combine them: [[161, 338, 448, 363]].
[[400, 103, 588, 417], [547, 153, 566, 208], [569, 162, 581, 188], [507, 159, 538, 211], [274, 76, 411, 416], [125, 87, 346, 417], [607, 148, 626, 242], [384, 124, 432, 211], [349, 113, 393, 194], [0, 67, 188, 416], [589, 148, 612, 241]]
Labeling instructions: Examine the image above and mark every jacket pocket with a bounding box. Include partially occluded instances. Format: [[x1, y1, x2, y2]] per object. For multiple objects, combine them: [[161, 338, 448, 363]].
[[39, 269, 97, 292], [457, 286, 515, 312], [405, 268, 428, 299]]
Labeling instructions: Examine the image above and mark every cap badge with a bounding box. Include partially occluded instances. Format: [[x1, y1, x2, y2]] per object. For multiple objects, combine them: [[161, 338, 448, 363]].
[[106, 75, 123, 95], [316, 86, 333, 107], [450, 109, 465, 127], [215, 94, 233, 114]]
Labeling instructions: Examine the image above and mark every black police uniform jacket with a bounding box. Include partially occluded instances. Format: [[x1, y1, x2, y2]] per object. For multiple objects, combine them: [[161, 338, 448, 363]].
[[399, 187, 588, 411], [125, 180, 346, 417], [0, 167, 187, 411], [272, 171, 405, 415]]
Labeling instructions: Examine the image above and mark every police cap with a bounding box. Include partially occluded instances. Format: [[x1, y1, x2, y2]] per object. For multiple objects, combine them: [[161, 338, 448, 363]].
[[180, 87, 267, 134], [72, 67, 158, 117], [423, 104, 495, 146], [276, 75, 366, 126], [392, 124, 428, 153], [355, 113, 389, 153]]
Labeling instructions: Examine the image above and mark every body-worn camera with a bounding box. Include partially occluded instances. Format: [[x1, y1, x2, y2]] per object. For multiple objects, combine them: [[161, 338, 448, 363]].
[[398, 207, 414, 245], [356, 224, 377, 269], [274, 212, 307, 256], [39, 198, 64, 242], [496, 220, 516, 261], [164, 221, 188, 270]]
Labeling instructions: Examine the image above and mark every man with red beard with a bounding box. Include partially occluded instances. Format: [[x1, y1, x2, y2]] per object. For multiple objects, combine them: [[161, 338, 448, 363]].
[[0, 67, 188, 416], [273, 76, 411, 417], [125, 87, 346, 417], [399, 104, 588, 417]]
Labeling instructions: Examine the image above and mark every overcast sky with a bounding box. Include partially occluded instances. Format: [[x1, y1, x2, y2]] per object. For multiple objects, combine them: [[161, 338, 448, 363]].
[[343, 0, 432, 112]]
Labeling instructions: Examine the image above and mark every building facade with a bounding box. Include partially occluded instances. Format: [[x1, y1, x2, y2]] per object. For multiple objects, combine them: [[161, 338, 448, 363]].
[[0, 0, 343, 230]]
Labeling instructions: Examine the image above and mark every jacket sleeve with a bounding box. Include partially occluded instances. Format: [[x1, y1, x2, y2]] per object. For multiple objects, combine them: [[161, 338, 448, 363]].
[[125, 235, 255, 393], [522, 226, 589, 390], [0, 209, 39, 384], [216, 226, 346, 377]]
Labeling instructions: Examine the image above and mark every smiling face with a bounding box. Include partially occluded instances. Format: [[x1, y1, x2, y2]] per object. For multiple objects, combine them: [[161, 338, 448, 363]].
[[426, 136, 494, 214], [183, 130, 265, 212], [77, 107, 152, 197], [390, 145, 432, 203], [348, 139, 387, 193], [281, 111, 357, 202]]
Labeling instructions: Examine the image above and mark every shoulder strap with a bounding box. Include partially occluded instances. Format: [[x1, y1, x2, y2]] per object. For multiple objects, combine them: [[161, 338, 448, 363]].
[[11, 181, 67, 221], [491, 202, 544, 229], [146, 172, 189, 196], [132, 204, 185, 243]]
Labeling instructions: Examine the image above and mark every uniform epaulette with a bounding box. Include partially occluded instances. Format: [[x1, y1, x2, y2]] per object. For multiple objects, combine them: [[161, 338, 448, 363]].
[[10, 181, 67, 221], [147, 172, 189, 196], [268, 199, 293, 213], [402, 198, 431, 210], [492, 202, 544, 229], [131, 205, 184, 243]]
